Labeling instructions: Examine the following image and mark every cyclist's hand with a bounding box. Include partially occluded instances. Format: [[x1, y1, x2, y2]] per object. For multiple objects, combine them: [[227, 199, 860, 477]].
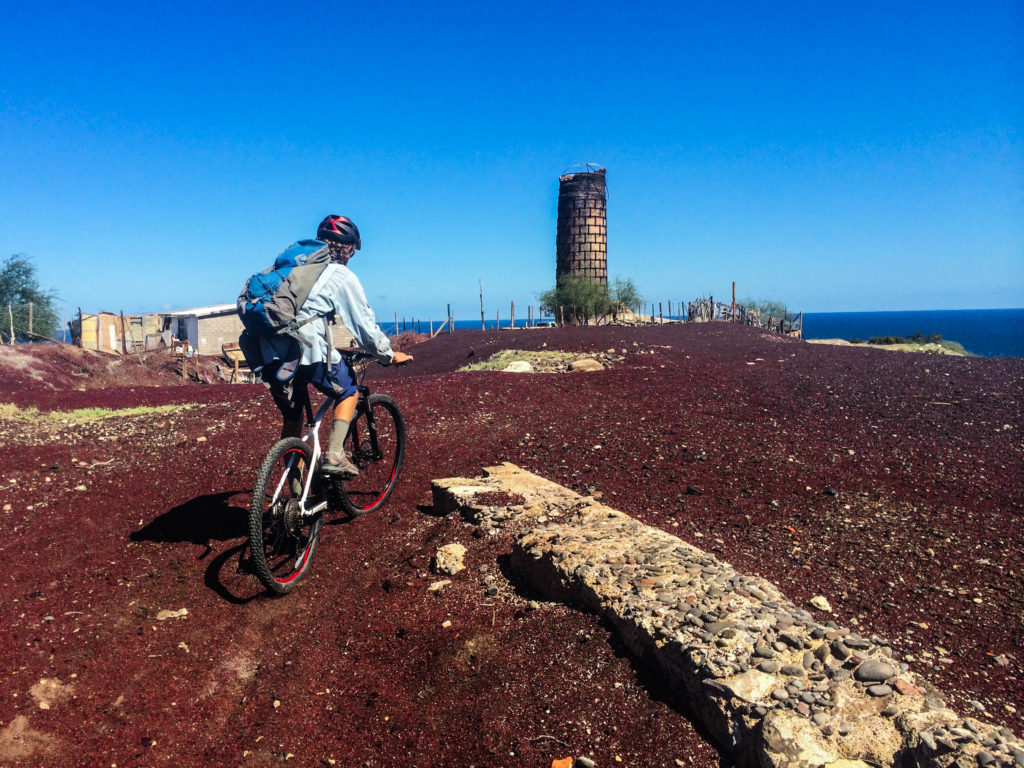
[[392, 351, 413, 365]]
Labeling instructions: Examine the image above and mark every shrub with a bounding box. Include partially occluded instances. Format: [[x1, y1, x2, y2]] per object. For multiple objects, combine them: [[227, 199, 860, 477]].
[[538, 275, 643, 325], [868, 336, 907, 345]]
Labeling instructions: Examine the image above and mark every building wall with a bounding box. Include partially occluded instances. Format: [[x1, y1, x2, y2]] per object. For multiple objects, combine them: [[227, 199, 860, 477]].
[[195, 313, 244, 355]]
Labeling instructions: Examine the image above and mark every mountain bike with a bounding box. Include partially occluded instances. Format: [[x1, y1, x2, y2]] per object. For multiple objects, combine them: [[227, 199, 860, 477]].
[[247, 350, 406, 595]]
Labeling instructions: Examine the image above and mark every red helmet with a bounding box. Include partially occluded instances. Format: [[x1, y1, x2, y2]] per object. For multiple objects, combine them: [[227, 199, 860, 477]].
[[317, 215, 361, 250]]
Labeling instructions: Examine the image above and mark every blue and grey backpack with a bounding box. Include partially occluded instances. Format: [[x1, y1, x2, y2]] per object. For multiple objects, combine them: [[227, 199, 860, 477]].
[[236, 240, 332, 376]]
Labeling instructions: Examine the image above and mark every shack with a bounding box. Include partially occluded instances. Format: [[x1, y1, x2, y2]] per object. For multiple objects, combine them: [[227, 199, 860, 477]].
[[76, 311, 170, 353], [168, 304, 243, 356]]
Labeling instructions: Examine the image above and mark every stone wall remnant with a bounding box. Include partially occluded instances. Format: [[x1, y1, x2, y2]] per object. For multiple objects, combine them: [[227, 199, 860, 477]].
[[432, 463, 1023, 768]]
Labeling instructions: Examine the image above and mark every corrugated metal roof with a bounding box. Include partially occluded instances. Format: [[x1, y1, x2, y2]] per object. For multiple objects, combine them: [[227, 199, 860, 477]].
[[168, 303, 236, 317]]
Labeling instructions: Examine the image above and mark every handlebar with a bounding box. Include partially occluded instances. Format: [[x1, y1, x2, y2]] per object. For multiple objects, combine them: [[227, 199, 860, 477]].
[[338, 349, 411, 367]]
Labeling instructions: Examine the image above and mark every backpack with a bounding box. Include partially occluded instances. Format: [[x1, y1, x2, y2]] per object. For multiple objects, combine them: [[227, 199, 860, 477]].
[[236, 240, 332, 376]]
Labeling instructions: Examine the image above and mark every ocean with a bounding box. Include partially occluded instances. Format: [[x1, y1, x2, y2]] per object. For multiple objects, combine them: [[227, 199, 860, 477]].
[[801, 309, 1024, 358], [411, 308, 1024, 358]]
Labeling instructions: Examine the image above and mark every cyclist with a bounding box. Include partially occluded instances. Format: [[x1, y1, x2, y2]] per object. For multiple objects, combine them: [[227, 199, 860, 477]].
[[260, 215, 412, 476]]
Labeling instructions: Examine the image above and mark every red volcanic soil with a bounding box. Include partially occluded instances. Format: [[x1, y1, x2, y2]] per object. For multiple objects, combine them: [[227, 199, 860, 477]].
[[1, 325, 1022, 767]]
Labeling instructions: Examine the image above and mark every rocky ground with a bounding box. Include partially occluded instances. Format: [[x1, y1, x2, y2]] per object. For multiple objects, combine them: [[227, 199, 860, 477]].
[[0, 324, 1021, 767]]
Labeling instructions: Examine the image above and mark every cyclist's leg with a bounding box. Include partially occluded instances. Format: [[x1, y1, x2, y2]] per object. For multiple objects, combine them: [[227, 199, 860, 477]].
[[265, 362, 310, 439], [309, 360, 359, 476], [267, 366, 313, 494]]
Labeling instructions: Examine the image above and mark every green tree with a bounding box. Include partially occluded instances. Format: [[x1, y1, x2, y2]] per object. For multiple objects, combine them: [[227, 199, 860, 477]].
[[0, 255, 60, 342], [609, 277, 642, 319], [538, 275, 612, 325], [538, 275, 644, 325]]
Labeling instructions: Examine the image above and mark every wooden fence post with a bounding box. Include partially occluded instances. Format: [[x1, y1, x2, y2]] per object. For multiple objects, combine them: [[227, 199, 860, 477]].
[[28, 302, 33, 337], [120, 311, 128, 355], [659, 302, 663, 324], [511, 301, 515, 330], [479, 279, 485, 330], [7, 304, 13, 344]]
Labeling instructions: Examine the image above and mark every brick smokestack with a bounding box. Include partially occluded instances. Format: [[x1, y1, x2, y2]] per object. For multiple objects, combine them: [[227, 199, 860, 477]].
[[556, 165, 607, 286]]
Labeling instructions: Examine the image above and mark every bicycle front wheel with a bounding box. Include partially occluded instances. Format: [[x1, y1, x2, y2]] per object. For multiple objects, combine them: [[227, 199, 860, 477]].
[[337, 394, 406, 517], [248, 438, 323, 595]]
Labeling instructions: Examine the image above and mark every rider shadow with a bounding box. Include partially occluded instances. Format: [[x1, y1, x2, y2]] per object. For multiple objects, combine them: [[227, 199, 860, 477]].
[[131, 490, 249, 557], [131, 490, 264, 604]]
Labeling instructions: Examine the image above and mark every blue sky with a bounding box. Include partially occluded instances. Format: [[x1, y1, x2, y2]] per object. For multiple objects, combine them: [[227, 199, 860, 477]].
[[1, 1, 1021, 323]]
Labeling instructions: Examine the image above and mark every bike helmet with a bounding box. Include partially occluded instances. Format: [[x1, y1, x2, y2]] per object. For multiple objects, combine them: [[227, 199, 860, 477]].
[[317, 215, 361, 250]]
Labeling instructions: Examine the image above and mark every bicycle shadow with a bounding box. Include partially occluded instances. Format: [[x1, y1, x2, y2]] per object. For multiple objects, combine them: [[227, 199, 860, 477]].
[[204, 542, 264, 605], [130, 489, 265, 603]]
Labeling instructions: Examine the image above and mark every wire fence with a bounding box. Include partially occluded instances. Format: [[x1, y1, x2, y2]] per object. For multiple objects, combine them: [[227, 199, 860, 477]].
[[2, 301, 62, 343], [687, 297, 803, 335]]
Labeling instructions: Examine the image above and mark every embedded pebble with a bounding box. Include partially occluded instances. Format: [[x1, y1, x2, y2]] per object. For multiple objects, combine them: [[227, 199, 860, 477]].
[[854, 659, 896, 683]]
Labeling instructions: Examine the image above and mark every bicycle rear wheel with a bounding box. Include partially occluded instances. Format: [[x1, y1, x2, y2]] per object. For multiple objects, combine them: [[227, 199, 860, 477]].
[[248, 438, 323, 595], [336, 394, 406, 517]]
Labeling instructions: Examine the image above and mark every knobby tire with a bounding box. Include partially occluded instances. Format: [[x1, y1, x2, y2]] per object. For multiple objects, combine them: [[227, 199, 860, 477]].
[[336, 394, 406, 517], [248, 437, 323, 595]]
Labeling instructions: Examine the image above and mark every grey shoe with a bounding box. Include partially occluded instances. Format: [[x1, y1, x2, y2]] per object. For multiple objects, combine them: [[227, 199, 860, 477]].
[[322, 452, 359, 477]]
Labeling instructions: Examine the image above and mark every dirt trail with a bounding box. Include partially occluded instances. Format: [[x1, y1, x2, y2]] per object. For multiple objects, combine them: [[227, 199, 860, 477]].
[[0, 325, 1021, 767]]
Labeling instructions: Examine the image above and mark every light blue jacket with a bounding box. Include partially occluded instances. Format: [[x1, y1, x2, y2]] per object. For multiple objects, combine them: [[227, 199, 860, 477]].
[[258, 262, 393, 368]]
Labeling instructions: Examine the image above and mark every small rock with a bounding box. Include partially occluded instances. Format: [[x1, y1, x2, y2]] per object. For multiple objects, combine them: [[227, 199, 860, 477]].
[[503, 361, 533, 373], [427, 580, 451, 592], [867, 684, 893, 697], [570, 358, 604, 372], [894, 678, 924, 697], [809, 596, 832, 612], [576, 758, 596, 768], [433, 543, 467, 575], [156, 608, 189, 621]]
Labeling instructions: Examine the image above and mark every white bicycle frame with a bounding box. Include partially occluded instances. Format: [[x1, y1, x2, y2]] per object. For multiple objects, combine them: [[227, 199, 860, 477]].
[[269, 394, 335, 518]]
